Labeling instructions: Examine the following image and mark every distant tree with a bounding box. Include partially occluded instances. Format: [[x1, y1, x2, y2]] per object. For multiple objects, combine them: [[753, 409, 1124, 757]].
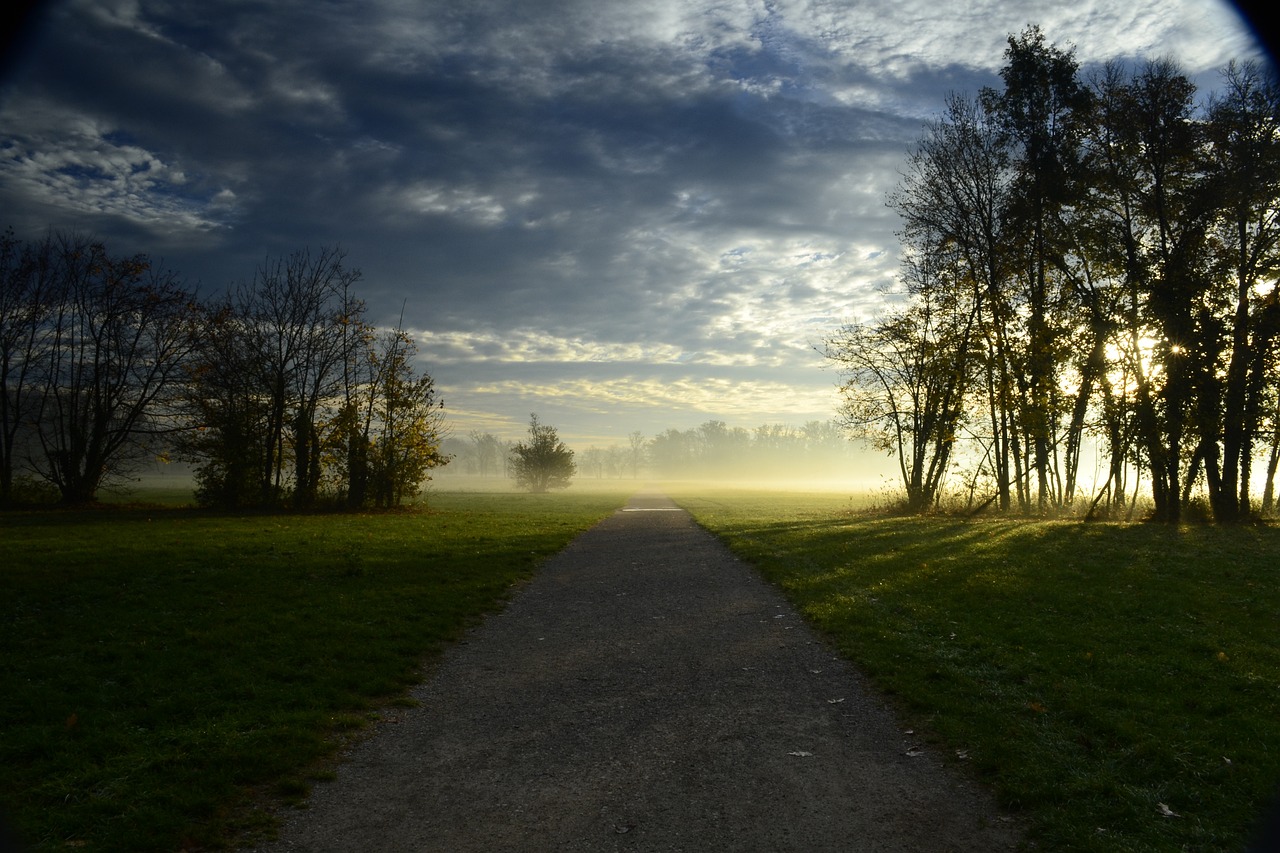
[[605, 444, 626, 478], [648, 427, 694, 476], [468, 430, 504, 476], [627, 430, 646, 477], [580, 446, 605, 478], [510, 413, 575, 493]]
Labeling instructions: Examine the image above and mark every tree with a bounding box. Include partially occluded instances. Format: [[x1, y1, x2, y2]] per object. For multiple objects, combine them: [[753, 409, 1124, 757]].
[[361, 329, 449, 507], [1201, 60, 1280, 521], [510, 413, 575, 493], [182, 247, 363, 508], [180, 299, 275, 509], [627, 430, 646, 478], [31, 233, 200, 505], [841, 29, 1279, 522], [983, 26, 1093, 511], [889, 90, 1018, 509], [826, 283, 975, 512], [0, 229, 55, 505], [468, 431, 505, 476]]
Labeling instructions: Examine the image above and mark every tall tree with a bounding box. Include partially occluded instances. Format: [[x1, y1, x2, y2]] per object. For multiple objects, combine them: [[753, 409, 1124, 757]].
[[1202, 60, 1280, 521], [0, 230, 56, 505], [889, 90, 1018, 509], [983, 26, 1093, 511], [1123, 59, 1211, 522], [33, 234, 200, 504], [186, 247, 362, 508]]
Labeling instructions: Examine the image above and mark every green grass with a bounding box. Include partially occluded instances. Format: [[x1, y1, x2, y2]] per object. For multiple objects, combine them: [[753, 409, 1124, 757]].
[[674, 487, 1280, 852], [0, 488, 628, 851]]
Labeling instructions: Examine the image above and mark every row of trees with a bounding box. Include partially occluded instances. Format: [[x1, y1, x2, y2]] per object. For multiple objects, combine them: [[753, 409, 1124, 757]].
[[647, 419, 852, 479], [0, 231, 447, 508], [829, 28, 1280, 522], [445, 418, 853, 482]]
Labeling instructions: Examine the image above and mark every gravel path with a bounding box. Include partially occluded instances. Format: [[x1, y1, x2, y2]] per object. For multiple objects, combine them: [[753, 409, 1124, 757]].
[[256, 491, 1023, 852]]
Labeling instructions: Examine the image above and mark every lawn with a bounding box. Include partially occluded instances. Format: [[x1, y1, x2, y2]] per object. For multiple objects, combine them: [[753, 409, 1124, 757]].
[[674, 487, 1280, 852], [0, 487, 629, 851], [6, 481, 1277, 852]]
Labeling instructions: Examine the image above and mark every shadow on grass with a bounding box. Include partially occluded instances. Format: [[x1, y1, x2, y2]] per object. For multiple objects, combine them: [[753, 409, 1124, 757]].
[[683, 499, 1280, 853]]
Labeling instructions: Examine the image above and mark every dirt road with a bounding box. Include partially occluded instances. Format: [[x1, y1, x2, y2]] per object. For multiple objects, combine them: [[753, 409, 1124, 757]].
[[255, 491, 1023, 851]]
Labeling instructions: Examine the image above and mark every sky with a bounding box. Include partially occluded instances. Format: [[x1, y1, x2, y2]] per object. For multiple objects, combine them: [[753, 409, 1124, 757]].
[[0, 0, 1273, 465]]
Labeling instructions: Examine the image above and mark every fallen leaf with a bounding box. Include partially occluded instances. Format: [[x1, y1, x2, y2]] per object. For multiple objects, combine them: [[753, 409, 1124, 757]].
[[1157, 803, 1180, 818], [827, 698, 845, 704], [1028, 701, 1048, 714], [905, 746, 924, 757]]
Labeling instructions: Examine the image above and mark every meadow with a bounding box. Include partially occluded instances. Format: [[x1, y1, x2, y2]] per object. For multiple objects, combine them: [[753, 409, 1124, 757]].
[[0, 484, 630, 851], [3, 481, 1278, 851]]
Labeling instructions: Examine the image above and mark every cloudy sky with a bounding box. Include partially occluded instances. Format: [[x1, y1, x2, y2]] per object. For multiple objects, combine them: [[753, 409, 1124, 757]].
[[0, 1, 1271, 459]]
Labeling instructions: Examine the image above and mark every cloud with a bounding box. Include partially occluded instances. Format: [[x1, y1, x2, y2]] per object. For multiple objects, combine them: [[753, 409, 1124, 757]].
[[0, 0, 1269, 444]]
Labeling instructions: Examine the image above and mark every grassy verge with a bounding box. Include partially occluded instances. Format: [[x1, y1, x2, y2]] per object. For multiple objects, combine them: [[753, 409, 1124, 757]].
[[674, 487, 1280, 852], [0, 488, 629, 851]]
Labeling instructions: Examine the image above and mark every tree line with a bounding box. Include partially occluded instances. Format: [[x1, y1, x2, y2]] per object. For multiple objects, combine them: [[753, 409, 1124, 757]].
[[447, 418, 853, 482], [827, 27, 1280, 523], [0, 231, 447, 508]]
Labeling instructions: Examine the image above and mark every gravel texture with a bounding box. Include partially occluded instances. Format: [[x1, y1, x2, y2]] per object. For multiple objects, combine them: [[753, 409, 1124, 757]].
[[255, 491, 1023, 852]]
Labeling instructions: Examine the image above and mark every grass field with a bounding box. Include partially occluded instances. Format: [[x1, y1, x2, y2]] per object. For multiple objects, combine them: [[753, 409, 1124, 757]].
[[672, 487, 1280, 852], [0, 485, 630, 851], [5, 480, 1278, 851]]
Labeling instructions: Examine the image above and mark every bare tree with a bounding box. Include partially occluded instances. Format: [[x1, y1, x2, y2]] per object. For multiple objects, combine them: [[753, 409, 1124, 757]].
[[32, 233, 200, 504], [627, 430, 646, 478], [826, 278, 976, 512], [0, 230, 56, 504], [186, 247, 362, 508], [468, 430, 504, 476]]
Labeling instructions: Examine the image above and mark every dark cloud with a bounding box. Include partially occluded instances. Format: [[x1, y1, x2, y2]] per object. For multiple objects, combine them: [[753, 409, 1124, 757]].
[[0, 0, 1269, 446]]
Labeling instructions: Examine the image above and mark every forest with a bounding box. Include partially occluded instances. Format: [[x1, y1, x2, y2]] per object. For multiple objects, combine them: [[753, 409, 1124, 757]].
[[828, 28, 1280, 523]]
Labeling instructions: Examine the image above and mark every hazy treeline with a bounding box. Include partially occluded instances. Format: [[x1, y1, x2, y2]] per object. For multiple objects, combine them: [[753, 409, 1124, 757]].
[[829, 27, 1280, 522], [645, 419, 853, 479], [447, 419, 854, 481], [0, 231, 446, 508]]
